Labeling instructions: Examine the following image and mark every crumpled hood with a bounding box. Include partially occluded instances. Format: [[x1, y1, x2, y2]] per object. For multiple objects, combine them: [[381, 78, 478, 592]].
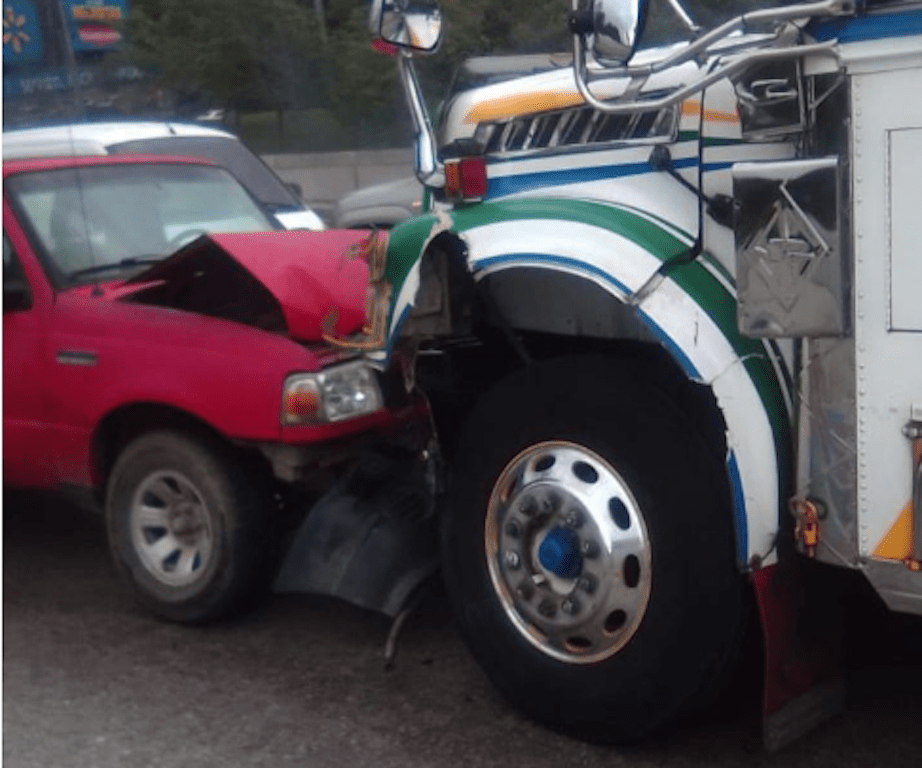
[[123, 230, 373, 342]]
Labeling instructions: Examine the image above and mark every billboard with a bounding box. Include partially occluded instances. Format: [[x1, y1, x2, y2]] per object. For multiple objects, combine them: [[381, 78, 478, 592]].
[[63, 0, 128, 51]]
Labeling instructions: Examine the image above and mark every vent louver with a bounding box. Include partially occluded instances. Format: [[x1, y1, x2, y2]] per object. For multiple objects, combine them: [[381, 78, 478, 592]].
[[478, 103, 677, 155]]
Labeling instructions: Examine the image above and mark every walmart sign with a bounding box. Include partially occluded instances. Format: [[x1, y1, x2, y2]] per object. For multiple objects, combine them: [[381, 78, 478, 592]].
[[2, 0, 43, 64]]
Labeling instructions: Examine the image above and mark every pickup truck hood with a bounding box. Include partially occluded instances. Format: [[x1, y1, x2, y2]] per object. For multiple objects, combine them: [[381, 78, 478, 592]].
[[124, 230, 372, 342]]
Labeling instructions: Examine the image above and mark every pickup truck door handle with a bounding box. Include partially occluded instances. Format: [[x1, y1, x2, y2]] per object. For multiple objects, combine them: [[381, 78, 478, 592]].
[[56, 350, 98, 367]]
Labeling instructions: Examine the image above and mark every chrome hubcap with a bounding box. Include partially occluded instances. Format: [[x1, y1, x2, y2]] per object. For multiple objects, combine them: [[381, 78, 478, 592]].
[[130, 471, 214, 588], [485, 441, 652, 663]]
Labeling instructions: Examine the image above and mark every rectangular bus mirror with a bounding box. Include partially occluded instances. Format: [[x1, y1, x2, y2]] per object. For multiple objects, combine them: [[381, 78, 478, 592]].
[[589, 0, 648, 66], [369, 0, 442, 54]]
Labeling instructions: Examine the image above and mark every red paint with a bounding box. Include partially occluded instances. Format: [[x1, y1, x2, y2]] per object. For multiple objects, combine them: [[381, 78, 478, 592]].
[[154, 230, 373, 341], [3, 156, 413, 494]]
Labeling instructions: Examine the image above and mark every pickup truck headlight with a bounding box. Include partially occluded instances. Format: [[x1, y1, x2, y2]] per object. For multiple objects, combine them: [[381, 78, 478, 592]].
[[281, 361, 383, 426]]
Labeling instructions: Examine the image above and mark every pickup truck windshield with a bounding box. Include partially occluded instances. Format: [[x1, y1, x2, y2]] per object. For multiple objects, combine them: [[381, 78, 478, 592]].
[[6, 162, 277, 287]]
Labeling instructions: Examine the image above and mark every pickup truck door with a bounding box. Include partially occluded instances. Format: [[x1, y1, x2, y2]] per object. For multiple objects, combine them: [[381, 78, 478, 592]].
[[3, 214, 54, 488]]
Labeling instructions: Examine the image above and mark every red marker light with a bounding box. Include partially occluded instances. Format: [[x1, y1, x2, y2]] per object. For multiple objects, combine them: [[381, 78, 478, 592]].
[[444, 157, 487, 202]]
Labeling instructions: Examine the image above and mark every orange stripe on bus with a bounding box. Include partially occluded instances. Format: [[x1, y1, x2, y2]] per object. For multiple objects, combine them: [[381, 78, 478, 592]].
[[681, 100, 739, 124]]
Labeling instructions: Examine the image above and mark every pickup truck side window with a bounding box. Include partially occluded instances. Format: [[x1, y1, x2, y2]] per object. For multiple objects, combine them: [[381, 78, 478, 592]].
[[3, 233, 33, 312]]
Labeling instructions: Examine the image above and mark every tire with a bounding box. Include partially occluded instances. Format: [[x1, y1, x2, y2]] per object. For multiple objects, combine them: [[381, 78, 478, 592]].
[[105, 430, 275, 624], [441, 356, 746, 744]]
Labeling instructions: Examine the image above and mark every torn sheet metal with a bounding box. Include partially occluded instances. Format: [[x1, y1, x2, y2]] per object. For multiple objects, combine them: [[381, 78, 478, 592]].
[[125, 230, 373, 342]]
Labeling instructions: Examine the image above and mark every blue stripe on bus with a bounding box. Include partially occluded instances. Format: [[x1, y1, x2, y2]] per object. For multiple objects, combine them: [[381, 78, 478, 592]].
[[485, 158, 736, 198], [809, 9, 922, 42]]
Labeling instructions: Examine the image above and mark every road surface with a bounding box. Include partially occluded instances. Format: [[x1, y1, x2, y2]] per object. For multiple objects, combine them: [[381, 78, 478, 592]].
[[4, 489, 921, 767]]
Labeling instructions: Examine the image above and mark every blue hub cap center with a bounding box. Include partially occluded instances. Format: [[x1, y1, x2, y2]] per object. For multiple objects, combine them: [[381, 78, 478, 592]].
[[538, 527, 583, 579]]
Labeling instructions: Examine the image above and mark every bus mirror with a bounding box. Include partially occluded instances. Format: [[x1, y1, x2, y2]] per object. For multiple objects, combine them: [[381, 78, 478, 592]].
[[369, 0, 442, 54], [590, 0, 648, 66]]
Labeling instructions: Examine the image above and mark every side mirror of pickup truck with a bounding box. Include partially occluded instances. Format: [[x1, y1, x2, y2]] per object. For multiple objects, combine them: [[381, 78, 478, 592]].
[[3, 280, 33, 313]]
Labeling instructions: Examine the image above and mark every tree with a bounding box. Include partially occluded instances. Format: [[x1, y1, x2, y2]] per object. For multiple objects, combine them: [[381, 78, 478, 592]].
[[126, 0, 324, 114]]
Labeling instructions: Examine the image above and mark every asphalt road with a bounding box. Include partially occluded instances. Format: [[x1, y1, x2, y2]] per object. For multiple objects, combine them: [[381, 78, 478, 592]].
[[4, 488, 922, 768]]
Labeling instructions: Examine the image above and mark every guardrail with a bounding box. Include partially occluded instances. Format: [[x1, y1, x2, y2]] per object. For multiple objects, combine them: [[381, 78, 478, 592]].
[[262, 148, 414, 223]]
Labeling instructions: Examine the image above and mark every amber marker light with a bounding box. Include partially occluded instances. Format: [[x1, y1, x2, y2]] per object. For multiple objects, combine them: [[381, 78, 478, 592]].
[[281, 379, 322, 425]]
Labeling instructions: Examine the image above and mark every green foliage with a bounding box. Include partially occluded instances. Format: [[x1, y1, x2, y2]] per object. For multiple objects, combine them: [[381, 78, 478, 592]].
[[122, 0, 773, 152], [126, 0, 324, 112]]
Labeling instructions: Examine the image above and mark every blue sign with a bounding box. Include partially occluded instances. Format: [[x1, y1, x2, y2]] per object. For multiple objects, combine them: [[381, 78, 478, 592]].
[[2, 0, 43, 64], [63, 0, 128, 52]]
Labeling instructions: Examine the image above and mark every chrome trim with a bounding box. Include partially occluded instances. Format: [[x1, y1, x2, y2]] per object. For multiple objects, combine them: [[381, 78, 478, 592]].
[[862, 558, 922, 616], [478, 101, 678, 156], [734, 158, 846, 338], [485, 441, 652, 664], [570, 0, 853, 116], [398, 52, 443, 186], [574, 39, 841, 116]]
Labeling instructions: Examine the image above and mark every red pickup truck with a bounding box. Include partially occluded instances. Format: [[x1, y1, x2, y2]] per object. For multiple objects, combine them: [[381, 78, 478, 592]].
[[3, 155, 420, 623]]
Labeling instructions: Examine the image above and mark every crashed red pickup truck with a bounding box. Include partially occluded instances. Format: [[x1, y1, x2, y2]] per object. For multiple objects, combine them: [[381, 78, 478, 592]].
[[3, 155, 425, 622]]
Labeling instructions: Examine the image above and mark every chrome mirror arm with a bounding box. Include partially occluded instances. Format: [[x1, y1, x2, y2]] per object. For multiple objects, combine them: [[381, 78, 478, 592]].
[[575, 38, 840, 115], [664, 0, 700, 36], [398, 52, 444, 186], [573, 0, 854, 115]]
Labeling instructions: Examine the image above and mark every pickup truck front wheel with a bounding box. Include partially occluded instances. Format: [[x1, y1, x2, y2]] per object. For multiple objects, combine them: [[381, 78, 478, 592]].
[[105, 430, 274, 623]]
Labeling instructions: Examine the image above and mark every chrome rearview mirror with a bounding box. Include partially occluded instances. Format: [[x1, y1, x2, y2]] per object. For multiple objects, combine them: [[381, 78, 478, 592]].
[[369, 0, 443, 54], [589, 0, 649, 66]]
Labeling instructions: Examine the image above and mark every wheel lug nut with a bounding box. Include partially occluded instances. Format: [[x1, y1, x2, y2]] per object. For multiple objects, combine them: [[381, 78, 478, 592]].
[[504, 550, 521, 570], [564, 509, 583, 529], [578, 575, 597, 594], [538, 600, 557, 618], [516, 583, 534, 601], [518, 498, 537, 516], [541, 494, 559, 514], [580, 540, 600, 558], [561, 597, 580, 615], [505, 520, 521, 538]]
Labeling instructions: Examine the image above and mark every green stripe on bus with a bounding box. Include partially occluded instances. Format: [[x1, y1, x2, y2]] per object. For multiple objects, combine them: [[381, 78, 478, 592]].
[[384, 199, 791, 469]]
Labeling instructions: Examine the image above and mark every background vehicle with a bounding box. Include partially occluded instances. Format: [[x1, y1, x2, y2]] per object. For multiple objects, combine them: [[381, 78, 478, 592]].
[[332, 175, 422, 229], [332, 54, 572, 229], [3, 153, 413, 624], [361, 0, 922, 749], [2, 121, 326, 230]]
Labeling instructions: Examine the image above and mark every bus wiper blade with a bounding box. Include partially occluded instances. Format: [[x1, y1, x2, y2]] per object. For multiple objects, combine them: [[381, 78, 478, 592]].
[[69, 257, 163, 282]]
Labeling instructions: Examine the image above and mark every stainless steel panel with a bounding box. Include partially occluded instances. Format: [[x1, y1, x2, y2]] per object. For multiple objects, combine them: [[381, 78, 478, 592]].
[[797, 336, 859, 567], [734, 158, 847, 338]]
